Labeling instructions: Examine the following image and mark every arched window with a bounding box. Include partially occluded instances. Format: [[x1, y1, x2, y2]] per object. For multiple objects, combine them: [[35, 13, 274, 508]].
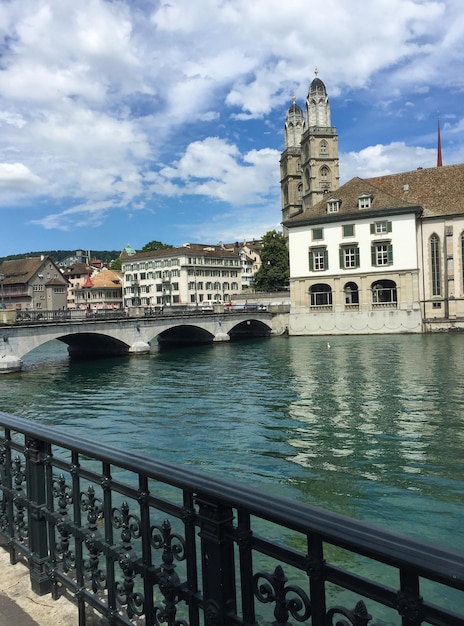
[[297, 182, 303, 200], [371, 280, 397, 306], [344, 281, 359, 305], [310, 283, 332, 307], [431, 234, 441, 296], [320, 140, 328, 155], [320, 166, 330, 188]]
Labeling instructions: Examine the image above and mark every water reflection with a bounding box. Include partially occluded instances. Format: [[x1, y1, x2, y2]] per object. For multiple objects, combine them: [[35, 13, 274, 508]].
[[1, 335, 464, 549]]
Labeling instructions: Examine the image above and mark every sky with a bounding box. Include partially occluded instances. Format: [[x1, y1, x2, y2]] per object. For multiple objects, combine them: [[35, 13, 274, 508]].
[[0, 0, 463, 257]]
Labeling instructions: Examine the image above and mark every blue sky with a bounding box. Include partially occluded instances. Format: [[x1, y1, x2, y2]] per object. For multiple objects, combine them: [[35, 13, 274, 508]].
[[0, 0, 463, 256]]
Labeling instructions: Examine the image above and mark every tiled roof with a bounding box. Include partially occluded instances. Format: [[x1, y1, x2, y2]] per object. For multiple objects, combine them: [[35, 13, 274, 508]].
[[62, 262, 91, 277], [284, 163, 464, 227], [284, 177, 420, 226], [0, 257, 46, 285], [366, 163, 464, 218], [126, 245, 239, 262], [87, 269, 122, 288]]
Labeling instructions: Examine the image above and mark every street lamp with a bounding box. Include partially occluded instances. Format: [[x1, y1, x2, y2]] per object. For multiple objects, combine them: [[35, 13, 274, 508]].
[[0, 273, 4, 309]]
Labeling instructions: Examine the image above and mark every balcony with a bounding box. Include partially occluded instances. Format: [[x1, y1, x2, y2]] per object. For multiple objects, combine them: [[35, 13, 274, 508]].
[[0, 410, 462, 625]]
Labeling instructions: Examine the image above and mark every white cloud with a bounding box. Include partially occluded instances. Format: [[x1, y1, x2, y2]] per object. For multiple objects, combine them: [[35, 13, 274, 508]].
[[342, 142, 436, 181], [149, 137, 279, 205], [0, 162, 43, 192], [0, 0, 461, 245]]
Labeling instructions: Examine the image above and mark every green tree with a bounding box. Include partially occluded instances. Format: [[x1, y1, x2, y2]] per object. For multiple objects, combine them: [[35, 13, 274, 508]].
[[110, 257, 122, 271], [140, 240, 173, 252], [253, 230, 289, 292]]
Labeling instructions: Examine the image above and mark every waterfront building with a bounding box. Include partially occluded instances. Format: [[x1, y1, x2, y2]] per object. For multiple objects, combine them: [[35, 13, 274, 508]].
[[282, 73, 464, 334], [61, 262, 92, 309], [0, 256, 68, 311], [61, 257, 116, 309], [73, 268, 123, 311], [238, 241, 262, 289], [284, 176, 422, 334], [121, 243, 241, 308]]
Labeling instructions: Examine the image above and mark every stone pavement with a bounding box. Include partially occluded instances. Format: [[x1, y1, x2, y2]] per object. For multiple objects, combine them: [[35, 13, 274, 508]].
[[0, 546, 105, 625]]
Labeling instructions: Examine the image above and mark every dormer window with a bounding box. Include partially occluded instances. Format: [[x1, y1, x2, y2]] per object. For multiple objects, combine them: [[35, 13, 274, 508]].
[[358, 193, 372, 209], [327, 197, 340, 213]]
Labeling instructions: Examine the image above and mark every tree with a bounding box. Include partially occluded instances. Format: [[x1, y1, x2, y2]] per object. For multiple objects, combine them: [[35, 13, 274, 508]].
[[110, 257, 122, 271], [140, 240, 173, 252], [252, 230, 289, 292]]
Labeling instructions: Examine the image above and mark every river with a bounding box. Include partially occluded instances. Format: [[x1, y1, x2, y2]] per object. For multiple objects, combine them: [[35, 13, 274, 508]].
[[1, 333, 463, 555]]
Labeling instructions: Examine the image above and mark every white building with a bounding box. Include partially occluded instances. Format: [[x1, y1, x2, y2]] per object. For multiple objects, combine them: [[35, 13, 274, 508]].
[[284, 177, 422, 334], [282, 72, 464, 334], [121, 243, 241, 308]]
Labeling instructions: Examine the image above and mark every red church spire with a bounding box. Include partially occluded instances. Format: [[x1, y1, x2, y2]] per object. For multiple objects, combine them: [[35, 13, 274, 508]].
[[437, 116, 443, 167], [83, 273, 93, 288]]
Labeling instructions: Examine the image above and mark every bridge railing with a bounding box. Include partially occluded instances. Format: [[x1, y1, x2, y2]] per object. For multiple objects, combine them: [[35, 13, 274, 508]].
[[0, 410, 462, 626], [11, 305, 275, 325]]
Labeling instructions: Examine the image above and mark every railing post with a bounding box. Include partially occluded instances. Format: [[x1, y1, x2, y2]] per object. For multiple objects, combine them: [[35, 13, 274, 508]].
[[25, 437, 52, 594], [196, 496, 237, 626]]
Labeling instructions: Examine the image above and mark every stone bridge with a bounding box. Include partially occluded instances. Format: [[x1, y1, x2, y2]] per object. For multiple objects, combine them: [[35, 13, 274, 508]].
[[0, 311, 289, 373]]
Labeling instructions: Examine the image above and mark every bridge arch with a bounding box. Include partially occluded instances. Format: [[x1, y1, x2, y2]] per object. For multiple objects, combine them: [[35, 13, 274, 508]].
[[0, 312, 276, 372], [59, 333, 131, 359]]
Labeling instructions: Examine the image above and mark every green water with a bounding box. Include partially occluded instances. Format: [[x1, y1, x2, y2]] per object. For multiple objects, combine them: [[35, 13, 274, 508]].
[[1, 333, 464, 553]]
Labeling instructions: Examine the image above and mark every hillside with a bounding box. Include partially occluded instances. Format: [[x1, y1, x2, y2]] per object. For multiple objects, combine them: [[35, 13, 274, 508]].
[[0, 249, 121, 265]]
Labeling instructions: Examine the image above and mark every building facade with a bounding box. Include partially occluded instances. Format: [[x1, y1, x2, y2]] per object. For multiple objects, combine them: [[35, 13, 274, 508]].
[[121, 244, 242, 308], [284, 177, 423, 334], [0, 256, 68, 311], [282, 74, 464, 334], [73, 269, 123, 311]]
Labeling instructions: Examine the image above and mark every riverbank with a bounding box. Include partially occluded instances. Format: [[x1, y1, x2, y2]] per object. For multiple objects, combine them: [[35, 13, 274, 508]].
[[0, 545, 103, 625]]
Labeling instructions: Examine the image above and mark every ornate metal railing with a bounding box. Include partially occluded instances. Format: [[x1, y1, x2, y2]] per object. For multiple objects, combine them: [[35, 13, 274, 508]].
[[0, 410, 463, 626]]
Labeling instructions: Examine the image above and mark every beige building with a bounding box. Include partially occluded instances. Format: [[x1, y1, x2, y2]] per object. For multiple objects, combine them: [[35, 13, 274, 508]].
[[0, 256, 68, 312], [73, 268, 123, 311], [61, 262, 92, 309]]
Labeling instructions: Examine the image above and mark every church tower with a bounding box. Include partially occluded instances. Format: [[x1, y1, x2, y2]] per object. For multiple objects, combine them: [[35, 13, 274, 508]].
[[281, 70, 339, 222], [280, 97, 304, 223]]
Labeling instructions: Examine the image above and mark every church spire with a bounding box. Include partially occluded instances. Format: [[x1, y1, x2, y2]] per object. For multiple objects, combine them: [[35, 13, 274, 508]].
[[437, 115, 443, 167]]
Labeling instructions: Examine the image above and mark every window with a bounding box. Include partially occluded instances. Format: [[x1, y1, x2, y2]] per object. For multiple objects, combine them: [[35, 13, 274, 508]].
[[370, 221, 392, 234], [339, 245, 360, 269], [343, 224, 354, 237], [320, 166, 330, 188], [310, 283, 332, 307], [320, 140, 328, 155], [358, 193, 372, 209], [372, 280, 397, 305], [312, 228, 323, 241], [344, 282, 359, 305], [309, 247, 328, 271], [431, 234, 441, 296], [327, 198, 339, 213], [371, 242, 393, 266]]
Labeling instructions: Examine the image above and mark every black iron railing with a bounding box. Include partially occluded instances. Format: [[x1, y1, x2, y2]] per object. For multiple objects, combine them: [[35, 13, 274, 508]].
[[0, 410, 463, 625]]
